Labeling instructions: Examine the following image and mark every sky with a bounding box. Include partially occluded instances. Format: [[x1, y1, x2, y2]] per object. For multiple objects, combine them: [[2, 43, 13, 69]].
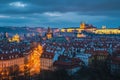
[[0, 0, 120, 28]]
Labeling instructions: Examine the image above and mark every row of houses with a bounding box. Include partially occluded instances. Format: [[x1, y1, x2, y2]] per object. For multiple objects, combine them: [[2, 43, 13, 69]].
[[40, 35, 120, 75]]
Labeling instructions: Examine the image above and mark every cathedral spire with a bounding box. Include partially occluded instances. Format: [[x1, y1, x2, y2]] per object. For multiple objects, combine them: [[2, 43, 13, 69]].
[[46, 27, 53, 39], [80, 22, 86, 29]]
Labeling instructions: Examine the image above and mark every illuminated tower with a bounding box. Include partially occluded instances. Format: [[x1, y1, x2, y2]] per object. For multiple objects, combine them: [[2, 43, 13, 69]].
[[46, 27, 53, 39], [80, 22, 86, 29]]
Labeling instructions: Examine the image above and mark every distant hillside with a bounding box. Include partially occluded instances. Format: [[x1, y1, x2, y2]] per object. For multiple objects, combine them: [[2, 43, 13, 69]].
[[0, 27, 39, 34]]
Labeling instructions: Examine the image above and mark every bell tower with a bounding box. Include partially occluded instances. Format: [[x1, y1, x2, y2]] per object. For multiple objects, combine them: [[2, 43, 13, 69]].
[[80, 22, 86, 29], [46, 27, 53, 39]]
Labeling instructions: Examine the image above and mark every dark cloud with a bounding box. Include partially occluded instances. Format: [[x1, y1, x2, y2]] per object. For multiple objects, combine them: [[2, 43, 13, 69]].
[[0, 0, 120, 14], [0, 0, 120, 27]]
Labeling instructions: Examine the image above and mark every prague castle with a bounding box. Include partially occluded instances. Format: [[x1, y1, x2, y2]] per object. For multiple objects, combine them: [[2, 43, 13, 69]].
[[94, 26, 120, 34], [61, 22, 96, 33], [61, 22, 120, 35]]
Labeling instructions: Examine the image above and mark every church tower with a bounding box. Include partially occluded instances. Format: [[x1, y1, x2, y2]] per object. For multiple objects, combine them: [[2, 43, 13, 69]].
[[46, 27, 53, 39], [4, 32, 9, 38], [80, 22, 86, 29], [5, 32, 9, 38]]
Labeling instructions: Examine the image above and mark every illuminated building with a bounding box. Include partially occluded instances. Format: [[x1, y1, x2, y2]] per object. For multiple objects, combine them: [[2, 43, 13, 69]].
[[26, 42, 43, 75], [61, 28, 67, 32], [61, 22, 96, 33], [80, 22, 86, 29], [76, 33, 86, 38], [45, 27, 53, 39], [40, 52, 54, 70], [94, 27, 120, 34], [61, 23, 120, 35], [66, 28, 75, 32], [9, 34, 20, 43], [0, 41, 43, 79]]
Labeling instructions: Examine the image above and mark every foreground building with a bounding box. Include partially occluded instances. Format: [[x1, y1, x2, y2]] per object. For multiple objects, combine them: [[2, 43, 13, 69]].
[[40, 51, 54, 71], [0, 40, 43, 79], [110, 50, 120, 75], [54, 55, 83, 75]]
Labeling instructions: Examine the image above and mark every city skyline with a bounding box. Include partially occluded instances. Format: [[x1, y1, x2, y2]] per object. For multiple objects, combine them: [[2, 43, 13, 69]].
[[0, 0, 120, 28]]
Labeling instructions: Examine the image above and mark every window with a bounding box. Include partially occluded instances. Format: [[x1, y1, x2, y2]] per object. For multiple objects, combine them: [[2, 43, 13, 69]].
[[46, 55, 48, 58], [9, 56, 11, 59], [1, 57, 3, 60]]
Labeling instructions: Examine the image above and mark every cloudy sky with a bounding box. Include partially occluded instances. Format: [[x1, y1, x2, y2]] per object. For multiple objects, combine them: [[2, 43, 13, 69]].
[[0, 0, 120, 28]]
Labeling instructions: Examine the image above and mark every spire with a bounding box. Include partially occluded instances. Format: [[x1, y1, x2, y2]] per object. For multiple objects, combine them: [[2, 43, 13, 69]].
[[80, 22, 86, 29], [4, 32, 9, 38], [46, 27, 53, 39], [47, 27, 52, 33]]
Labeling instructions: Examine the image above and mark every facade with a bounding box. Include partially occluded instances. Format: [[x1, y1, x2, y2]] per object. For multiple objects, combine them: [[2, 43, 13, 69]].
[[76, 33, 86, 38], [110, 57, 120, 74], [110, 50, 120, 75], [40, 51, 54, 70], [95, 28, 120, 34], [0, 54, 24, 67], [76, 53, 92, 66], [54, 55, 83, 75], [60, 23, 120, 35], [9, 34, 20, 42], [0, 41, 43, 79], [61, 22, 96, 33]]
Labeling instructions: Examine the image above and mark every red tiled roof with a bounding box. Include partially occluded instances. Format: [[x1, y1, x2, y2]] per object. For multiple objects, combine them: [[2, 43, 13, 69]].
[[0, 53, 24, 60], [41, 51, 54, 59], [54, 60, 81, 69], [54, 55, 83, 69]]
